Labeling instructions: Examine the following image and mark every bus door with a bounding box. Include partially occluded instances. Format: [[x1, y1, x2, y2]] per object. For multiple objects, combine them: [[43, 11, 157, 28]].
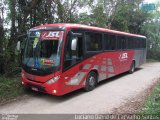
[[62, 31, 84, 90]]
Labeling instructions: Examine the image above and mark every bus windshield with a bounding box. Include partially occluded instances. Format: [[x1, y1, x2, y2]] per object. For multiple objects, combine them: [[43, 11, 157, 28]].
[[22, 31, 63, 75]]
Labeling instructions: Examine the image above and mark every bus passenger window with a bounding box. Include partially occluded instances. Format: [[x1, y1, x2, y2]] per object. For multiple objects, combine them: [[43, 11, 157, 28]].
[[104, 34, 116, 51], [117, 36, 126, 50], [85, 32, 102, 51], [127, 37, 132, 49]]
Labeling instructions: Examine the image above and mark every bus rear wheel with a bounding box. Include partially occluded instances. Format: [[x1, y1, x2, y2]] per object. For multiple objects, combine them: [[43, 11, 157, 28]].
[[129, 61, 135, 74], [84, 71, 97, 91]]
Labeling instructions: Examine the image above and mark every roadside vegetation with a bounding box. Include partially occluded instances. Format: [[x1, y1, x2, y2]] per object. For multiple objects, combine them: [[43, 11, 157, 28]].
[[140, 82, 160, 116], [0, 76, 25, 104]]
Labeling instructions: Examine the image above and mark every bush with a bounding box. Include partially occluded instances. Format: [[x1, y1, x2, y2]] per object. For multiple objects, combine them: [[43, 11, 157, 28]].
[[0, 76, 24, 104], [147, 50, 160, 61], [140, 82, 160, 116]]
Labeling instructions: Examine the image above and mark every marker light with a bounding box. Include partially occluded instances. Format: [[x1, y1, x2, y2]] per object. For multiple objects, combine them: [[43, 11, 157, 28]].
[[47, 76, 60, 84], [21, 72, 25, 77], [53, 90, 57, 93], [22, 81, 24, 85]]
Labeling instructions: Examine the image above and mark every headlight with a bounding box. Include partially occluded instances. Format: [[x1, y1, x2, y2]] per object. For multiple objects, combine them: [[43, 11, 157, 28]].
[[47, 76, 60, 84]]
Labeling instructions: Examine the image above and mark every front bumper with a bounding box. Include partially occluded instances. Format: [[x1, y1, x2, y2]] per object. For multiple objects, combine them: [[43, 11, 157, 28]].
[[22, 76, 62, 96]]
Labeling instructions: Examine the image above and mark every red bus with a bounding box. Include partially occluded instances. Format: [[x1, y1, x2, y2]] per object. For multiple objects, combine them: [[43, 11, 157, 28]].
[[21, 23, 147, 96]]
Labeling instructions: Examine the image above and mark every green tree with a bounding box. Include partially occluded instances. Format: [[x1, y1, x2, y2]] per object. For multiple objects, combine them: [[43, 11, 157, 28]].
[[79, 3, 107, 27], [140, 2, 160, 60], [78, 0, 151, 34], [92, 4, 107, 27], [110, 0, 151, 33]]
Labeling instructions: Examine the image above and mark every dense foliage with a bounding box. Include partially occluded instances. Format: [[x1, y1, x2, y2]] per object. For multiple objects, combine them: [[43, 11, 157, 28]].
[[0, 0, 160, 75]]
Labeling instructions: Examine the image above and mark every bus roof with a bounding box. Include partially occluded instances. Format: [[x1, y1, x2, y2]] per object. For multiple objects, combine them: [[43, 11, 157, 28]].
[[33, 23, 146, 38]]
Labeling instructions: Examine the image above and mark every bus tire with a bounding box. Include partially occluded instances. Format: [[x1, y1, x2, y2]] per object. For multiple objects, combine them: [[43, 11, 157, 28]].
[[129, 61, 135, 74], [84, 71, 97, 91]]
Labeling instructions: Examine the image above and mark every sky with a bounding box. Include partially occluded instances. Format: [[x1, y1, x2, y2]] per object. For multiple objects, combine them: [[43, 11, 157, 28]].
[[144, 0, 160, 11], [144, 0, 158, 3]]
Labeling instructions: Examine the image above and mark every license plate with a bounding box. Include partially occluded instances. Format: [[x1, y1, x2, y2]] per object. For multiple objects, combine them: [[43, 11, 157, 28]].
[[31, 87, 38, 91]]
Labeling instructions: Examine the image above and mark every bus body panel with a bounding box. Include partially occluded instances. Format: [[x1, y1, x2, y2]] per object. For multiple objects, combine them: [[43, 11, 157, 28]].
[[134, 49, 146, 67]]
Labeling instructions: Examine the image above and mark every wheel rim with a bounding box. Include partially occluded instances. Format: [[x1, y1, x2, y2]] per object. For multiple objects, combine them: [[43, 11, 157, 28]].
[[89, 76, 95, 87]]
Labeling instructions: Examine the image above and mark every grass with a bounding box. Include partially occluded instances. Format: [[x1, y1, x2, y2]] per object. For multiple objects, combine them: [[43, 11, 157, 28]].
[[140, 82, 160, 118], [0, 75, 25, 104]]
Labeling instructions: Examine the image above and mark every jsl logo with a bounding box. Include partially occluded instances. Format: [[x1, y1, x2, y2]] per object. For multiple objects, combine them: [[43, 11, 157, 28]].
[[119, 53, 128, 61], [46, 32, 60, 38], [40, 31, 63, 40]]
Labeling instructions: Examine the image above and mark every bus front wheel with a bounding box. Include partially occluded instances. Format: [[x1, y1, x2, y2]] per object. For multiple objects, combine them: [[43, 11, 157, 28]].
[[84, 71, 97, 91]]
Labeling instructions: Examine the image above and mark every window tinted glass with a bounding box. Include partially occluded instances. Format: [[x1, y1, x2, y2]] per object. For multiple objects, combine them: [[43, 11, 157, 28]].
[[40, 40, 59, 58], [135, 38, 139, 48], [85, 32, 102, 51], [127, 37, 146, 49], [139, 38, 146, 48], [128, 37, 133, 49], [143, 38, 147, 48], [117, 36, 126, 50], [104, 34, 116, 50], [63, 31, 83, 70]]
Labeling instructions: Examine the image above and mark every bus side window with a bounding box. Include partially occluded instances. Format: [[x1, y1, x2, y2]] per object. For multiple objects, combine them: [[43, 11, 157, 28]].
[[117, 36, 121, 50], [143, 38, 147, 48], [85, 32, 102, 51], [133, 37, 137, 49], [128, 37, 132, 49], [117, 36, 127, 50], [104, 34, 116, 51]]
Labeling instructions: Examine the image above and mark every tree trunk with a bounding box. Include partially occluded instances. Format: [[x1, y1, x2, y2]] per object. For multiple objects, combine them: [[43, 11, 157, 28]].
[[0, 15, 4, 54], [0, 16, 5, 74], [4, 0, 17, 75], [21, 0, 41, 32]]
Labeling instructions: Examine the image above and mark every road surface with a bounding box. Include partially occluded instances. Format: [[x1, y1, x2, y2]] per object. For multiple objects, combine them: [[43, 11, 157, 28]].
[[0, 62, 160, 114]]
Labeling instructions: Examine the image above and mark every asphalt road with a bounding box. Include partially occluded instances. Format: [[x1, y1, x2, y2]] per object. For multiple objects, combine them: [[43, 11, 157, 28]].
[[0, 62, 160, 114]]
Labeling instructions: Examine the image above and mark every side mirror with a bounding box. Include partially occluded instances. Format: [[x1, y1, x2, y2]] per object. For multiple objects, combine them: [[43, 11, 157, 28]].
[[16, 41, 21, 51], [71, 37, 78, 51]]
